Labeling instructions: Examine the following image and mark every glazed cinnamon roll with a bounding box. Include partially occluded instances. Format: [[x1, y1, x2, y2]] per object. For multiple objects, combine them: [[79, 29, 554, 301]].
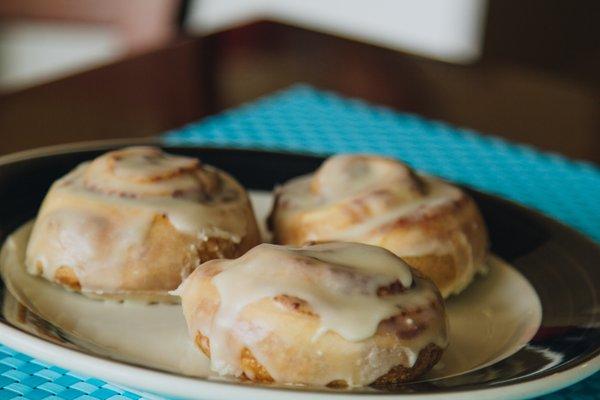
[[25, 146, 261, 302], [269, 155, 488, 298], [177, 242, 447, 387]]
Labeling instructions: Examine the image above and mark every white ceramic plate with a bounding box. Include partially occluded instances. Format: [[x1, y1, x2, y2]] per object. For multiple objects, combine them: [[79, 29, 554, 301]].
[[0, 142, 599, 400], [0, 191, 545, 398]]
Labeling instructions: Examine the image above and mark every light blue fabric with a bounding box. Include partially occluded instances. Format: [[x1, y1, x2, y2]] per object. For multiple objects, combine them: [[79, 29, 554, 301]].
[[0, 85, 598, 399]]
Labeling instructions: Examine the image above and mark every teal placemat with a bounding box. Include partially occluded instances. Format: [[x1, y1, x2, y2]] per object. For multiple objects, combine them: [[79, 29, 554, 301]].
[[1, 85, 599, 399]]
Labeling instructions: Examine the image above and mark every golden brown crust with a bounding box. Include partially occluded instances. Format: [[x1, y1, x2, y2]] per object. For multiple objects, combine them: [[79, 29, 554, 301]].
[[193, 332, 442, 386], [240, 348, 275, 383], [195, 332, 211, 357], [188, 274, 446, 386], [26, 146, 262, 302], [194, 332, 275, 383], [180, 242, 448, 387], [49, 214, 259, 298], [381, 193, 488, 296], [273, 295, 316, 316], [402, 254, 457, 298], [270, 158, 489, 298], [372, 343, 443, 386], [54, 266, 81, 290], [117, 214, 253, 292], [326, 380, 349, 388]]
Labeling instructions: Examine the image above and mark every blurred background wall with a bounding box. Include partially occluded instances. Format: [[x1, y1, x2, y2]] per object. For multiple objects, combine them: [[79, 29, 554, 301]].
[[0, 0, 489, 92], [0, 0, 597, 161], [0, 0, 180, 92], [187, 0, 488, 63]]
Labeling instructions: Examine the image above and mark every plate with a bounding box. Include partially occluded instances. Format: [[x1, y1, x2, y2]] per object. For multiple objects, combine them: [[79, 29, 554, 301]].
[[0, 202, 542, 381], [0, 140, 599, 400]]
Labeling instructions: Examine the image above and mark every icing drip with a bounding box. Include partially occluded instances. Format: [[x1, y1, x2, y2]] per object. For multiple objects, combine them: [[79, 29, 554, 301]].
[[310, 154, 424, 202], [276, 172, 463, 255], [212, 243, 414, 343], [25, 146, 257, 294], [270, 154, 489, 298], [178, 242, 448, 385]]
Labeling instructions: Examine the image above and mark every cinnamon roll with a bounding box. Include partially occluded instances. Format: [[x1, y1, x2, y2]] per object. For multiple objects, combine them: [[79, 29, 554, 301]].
[[269, 155, 488, 298], [25, 146, 261, 302], [177, 242, 448, 387]]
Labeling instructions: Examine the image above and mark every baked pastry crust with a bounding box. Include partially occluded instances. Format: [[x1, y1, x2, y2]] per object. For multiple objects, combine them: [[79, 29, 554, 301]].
[[269, 154, 489, 297], [193, 332, 444, 387], [26, 146, 261, 302], [178, 242, 448, 386]]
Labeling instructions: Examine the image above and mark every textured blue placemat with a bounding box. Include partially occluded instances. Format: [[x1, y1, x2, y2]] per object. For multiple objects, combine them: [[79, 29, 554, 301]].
[[0, 346, 146, 400], [1, 85, 599, 399]]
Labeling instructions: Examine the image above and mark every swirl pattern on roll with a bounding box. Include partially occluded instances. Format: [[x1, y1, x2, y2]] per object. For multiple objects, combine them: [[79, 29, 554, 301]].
[[178, 242, 447, 386], [26, 146, 261, 301], [269, 154, 488, 297]]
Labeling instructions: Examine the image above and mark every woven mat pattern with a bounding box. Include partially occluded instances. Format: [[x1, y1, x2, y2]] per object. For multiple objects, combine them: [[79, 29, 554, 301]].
[[1, 85, 599, 399], [0, 346, 144, 400]]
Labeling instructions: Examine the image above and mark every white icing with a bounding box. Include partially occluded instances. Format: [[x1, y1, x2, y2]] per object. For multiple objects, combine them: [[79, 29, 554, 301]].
[[212, 243, 414, 342], [277, 174, 462, 253], [310, 154, 419, 201], [25, 146, 256, 294], [271, 154, 488, 298], [2, 203, 543, 388], [178, 242, 447, 386], [83, 146, 206, 198]]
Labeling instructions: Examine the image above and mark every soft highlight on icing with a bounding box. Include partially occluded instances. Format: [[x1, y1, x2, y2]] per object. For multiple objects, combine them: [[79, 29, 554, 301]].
[[25, 146, 259, 296], [178, 242, 448, 386], [270, 154, 488, 297]]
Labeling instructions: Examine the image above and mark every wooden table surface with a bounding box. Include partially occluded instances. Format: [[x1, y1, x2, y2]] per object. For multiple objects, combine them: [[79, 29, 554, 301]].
[[1, 21, 598, 163]]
